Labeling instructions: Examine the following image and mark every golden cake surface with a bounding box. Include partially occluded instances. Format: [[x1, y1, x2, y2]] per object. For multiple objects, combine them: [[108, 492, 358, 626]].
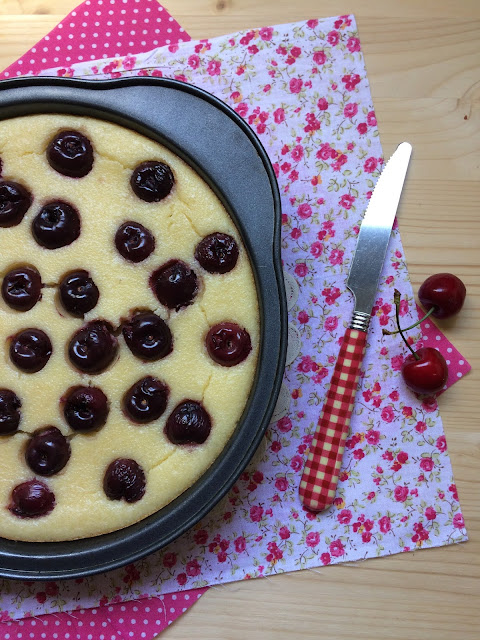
[[0, 114, 259, 542]]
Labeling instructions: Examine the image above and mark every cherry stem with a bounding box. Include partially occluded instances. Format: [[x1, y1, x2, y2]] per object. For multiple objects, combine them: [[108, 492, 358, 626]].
[[383, 305, 435, 335], [393, 289, 419, 360]]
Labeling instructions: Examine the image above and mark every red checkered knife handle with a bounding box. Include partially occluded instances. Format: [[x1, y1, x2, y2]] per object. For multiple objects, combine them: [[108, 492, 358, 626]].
[[299, 328, 367, 512]]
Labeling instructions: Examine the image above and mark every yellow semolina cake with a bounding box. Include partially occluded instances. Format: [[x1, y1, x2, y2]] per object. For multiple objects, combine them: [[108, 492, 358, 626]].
[[0, 114, 259, 542]]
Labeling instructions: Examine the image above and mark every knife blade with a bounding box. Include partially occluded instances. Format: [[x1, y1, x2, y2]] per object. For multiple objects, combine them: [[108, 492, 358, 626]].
[[299, 142, 412, 512]]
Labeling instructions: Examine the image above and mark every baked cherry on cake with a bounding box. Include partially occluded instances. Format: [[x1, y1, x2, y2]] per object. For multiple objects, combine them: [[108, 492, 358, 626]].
[[0, 114, 259, 542]]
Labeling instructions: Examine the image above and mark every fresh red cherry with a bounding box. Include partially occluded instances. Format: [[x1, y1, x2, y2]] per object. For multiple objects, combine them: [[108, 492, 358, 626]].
[[2, 266, 42, 311], [0, 389, 21, 435], [206, 322, 252, 366], [8, 479, 55, 518], [47, 130, 94, 178], [62, 385, 109, 432], [103, 458, 146, 503], [0, 180, 32, 227], [25, 426, 71, 476], [418, 273, 466, 319], [131, 161, 174, 202], [401, 347, 449, 395]]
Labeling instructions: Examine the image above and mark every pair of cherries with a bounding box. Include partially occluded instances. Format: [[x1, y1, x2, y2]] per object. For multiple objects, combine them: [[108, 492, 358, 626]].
[[386, 273, 466, 395]]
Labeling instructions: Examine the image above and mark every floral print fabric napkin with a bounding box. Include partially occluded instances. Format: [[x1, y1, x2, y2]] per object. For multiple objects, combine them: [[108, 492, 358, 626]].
[[0, 13, 468, 624]]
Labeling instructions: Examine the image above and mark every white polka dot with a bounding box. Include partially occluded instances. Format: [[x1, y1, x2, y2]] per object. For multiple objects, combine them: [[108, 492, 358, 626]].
[[118, 31, 123, 36], [140, 40, 146, 46], [90, 620, 96, 626], [55, 46, 60, 51], [78, 622, 83, 627], [133, 606, 138, 612], [184, 594, 190, 600], [172, 595, 177, 601], [133, 8, 139, 13], [170, 608, 175, 613], [129, 633, 134, 638], [425, 323, 430, 328], [66, 636, 70, 639], [436, 335, 441, 340], [447, 347, 452, 353], [457, 371, 462, 377], [145, 607, 150, 613], [41, 58, 46, 63], [446, 360, 450, 365], [132, 19, 137, 24], [102, 622, 107, 628], [167, 28, 172, 33], [459, 359, 464, 365], [141, 634, 146, 639], [66, 56, 71, 61], [109, 9, 114, 14], [155, 621, 161, 626], [69, 22, 75, 27], [144, 18, 149, 23], [92, 44, 97, 48], [118, 619, 123, 624], [157, 607, 163, 613], [67, 45, 72, 50], [84, 11, 89, 16], [31, 47, 36, 53], [79, 44, 84, 49], [94, 21, 100, 26], [169, 16, 173, 21], [56, 35, 62, 40], [130, 619, 136, 624], [72, 10, 77, 15], [182, 607, 187, 612], [128, 41, 134, 46], [197, 593, 202, 598], [53, 635, 58, 639], [55, 622, 60, 627], [57, 24, 62, 29], [68, 34, 74, 39], [143, 619, 148, 624]]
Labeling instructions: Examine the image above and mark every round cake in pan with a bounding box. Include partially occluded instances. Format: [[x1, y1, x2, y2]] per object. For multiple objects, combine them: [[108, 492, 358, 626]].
[[0, 114, 259, 542]]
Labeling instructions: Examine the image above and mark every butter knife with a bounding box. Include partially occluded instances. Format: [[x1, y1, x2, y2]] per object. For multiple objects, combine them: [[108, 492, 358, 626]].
[[299, 142, 412, 512]]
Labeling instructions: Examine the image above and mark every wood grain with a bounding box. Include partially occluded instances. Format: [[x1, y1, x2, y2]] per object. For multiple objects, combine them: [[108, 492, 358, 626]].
[[1, 1, 479, 638]]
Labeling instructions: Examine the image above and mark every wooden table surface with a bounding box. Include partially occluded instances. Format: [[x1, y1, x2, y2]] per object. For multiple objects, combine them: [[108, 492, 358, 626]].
[[1, 1, 479, 638]]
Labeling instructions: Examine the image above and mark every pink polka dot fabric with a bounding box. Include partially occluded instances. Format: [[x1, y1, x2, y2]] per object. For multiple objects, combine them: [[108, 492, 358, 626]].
[[415, 304, 471, 392], [0, 589, 208, 640], [0, 0, 190, 80]]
